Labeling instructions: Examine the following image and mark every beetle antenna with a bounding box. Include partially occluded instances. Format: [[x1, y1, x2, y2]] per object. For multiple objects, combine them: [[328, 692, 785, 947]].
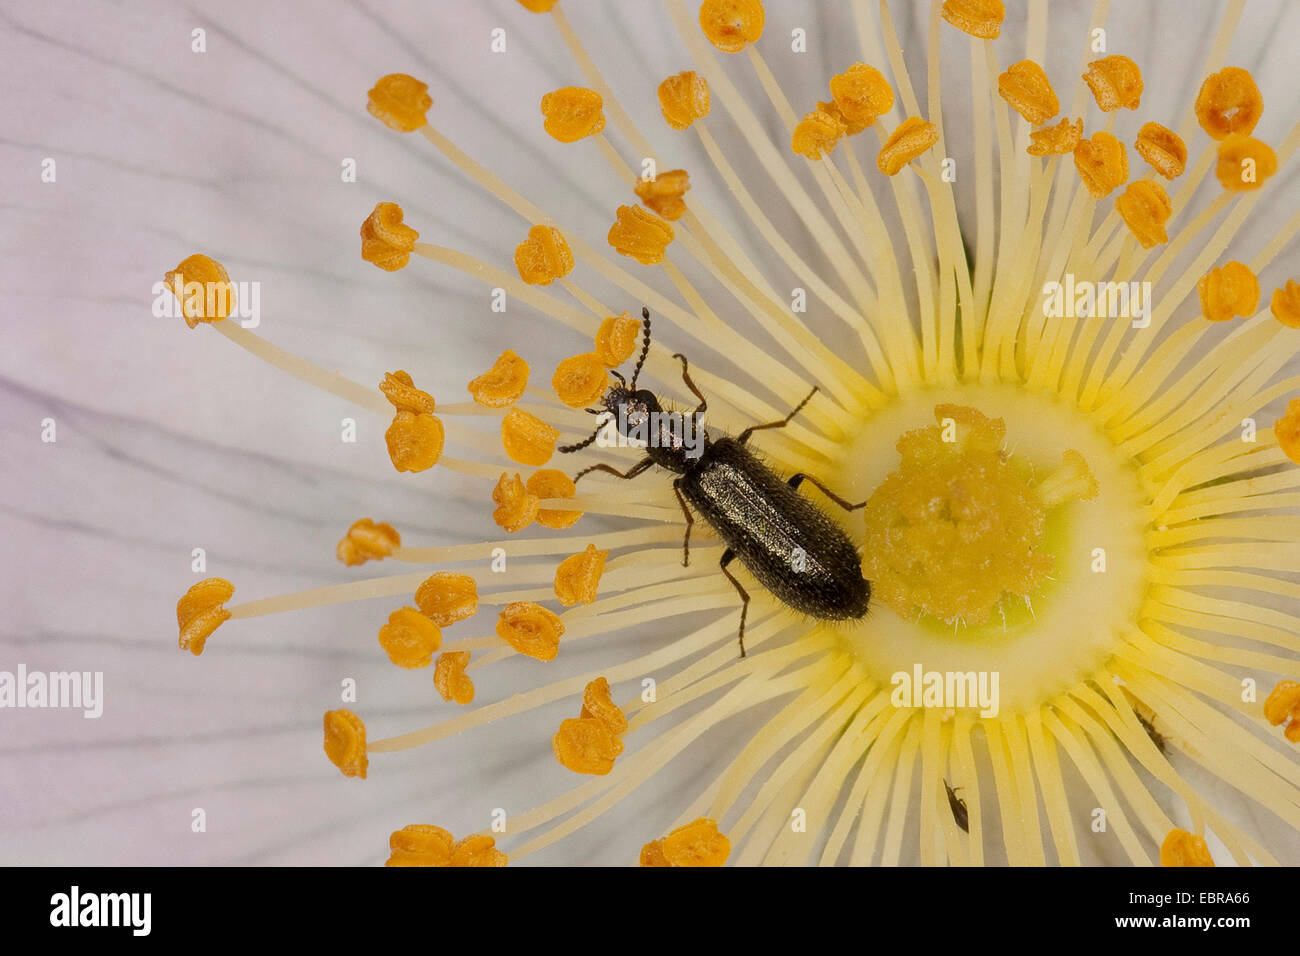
[[610, 369, 626, 386], [558, 420, 604, 453], [630, 307, 652, 389]]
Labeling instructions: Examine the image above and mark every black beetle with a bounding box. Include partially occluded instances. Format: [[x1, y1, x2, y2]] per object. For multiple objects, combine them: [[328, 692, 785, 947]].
[[558, 308, 871, 656], [943, 779, 970, 833]]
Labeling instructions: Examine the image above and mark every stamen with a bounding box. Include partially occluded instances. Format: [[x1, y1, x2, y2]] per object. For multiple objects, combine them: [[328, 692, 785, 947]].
[[323, 709, 367, 779], [1215, 134, 1277, 191], [1082, 55, 1143, 112], [360, 202, 418, 272], [1115, 180, 1172, 249], [1195, 66, 1263, 140], [699, 0, 764, 53], [876, 117, 939, 175], [998, 60, 1059, 124], [497, 601, 565, 660], [941, 0, 1004, 38], [377, 607, 441, 669], [163, 254, 235, 328], [829, 62, 894, 131], [177, 577, 234, 655], [1135, 122, 1187, 179], [607, 204, 674, 265], [1026, 118, 1081, 157], [514, 224, 575, 285], [336, 518, 400, 566], [366, 73, 431, 132], [554, 544, 608, 606], [528, 469, 583, 529], [381, 370, 444, 472], [633, 169, 691, 221], [1197, 261, 1259, 322], [594, 312, 640, 366], [434, 652, 475, 705], [552, 353, 610, 408], [1160, 828, 1215, 867], [539, 86, 605, 143], [468, 350, 529, 407], [1073, 131, 1128, 197], [385, 824, 453, 866], [640, 818, 730, 866], [491, 473, 540, 533], [792, 105, 846, 160], [658, 71, 711, 130], [1271, 281, 1300, 329], [501, 407, 560, 466]]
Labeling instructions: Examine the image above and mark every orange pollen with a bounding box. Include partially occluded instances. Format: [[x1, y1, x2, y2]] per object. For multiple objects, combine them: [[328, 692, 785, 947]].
[[997, 60, 1059, 125], [381, 370, 444, 473], [378, 607, 441, 669], [553, 352, 611, 408], [792, 105, 846, 160], [540, 86, 606, 143], [594, 312, 642, 366], [553, 717, 624, 775], [386, 824, 454, 867], [514, 224, 575, 285], [1116, 180, 1172, 249], [1215, 134, 1277, 192], [1160, 829, 1215, 867], [492, 473, 540, 533], [877, 117, 939, 176], [1270, 280, 1300, 329], [176, 577, 234, 656], [415, 572, 479, 627], [699, 0, 765, 53], [608, 204, 674, 265], [828, 63, 894, 132], [360, 201, 419, 272], [1082, 55, 1143, 112], [367, 73, 432, 133], [640, 818, 731, 867], [1275, 399, 1300, 466], [434, 651, 475, 705], [1197, 261, 1259, 323], [336, 518, 400, 566], [1026, 117, 1081, 157], [554, 543, 609, 606], [528, 468, 583, 529], [501, 407, 560, 467], [1195, 66, 1263, 140], [449, 834, 508, 867], [163, 254, 236, 328], [323, 709, 368, 779], [1134, 122, 1187, 179], [634, 169, 691, 221], [940, 0, 1004, 39], [516, 0, 558, 12], [1073, 131, 1128, 198], [658, 71, 711, 130], [468, 350, 530, 407], [497, 601, 565, 661]]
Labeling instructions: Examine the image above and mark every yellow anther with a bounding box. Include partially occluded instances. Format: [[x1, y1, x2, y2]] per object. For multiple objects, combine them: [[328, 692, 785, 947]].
[[641, 818, 731, 867], [516, 0, 558, 11], [323, 709, 368, 779], [177, 577, 234, 656], [940, 0, 1004, 38], [450, 834, 508, 867], [514, 224, 574, 285], [634, 169, 691, 221], [360, 202, 419, 272], [553, 352, 610, 408], [1195, 66, 1263, 141], [386, 824, 454, 867], [1197, 261, 1259, 323], [163, 254, 236, 329], [501, 406, 560, 466], [468, 349, 530, 407], [527, 468, 583, 529], [492, 473, 540, 533], [415, 572, 479, 626], [1083, 55, 1143, 112], [497, 601, 565, 661], [1036, 449, 1100, 508], [553, 716, 623, 774], [595, 312, 641, 367], [554, 543, 609, 606], [381, 370, 444, 473], [1073, 131, 1128, 198], [828, 63, 894, 133], [699, 0, 764, 53], [434, 651, 475, 705], [1160, 829, 1215, 867], [997, 60, 1059, 125], [1272, 398, 1300, 466], [1270, 280, 1300, 329], [1026, 117, 1082, 157], [877, 117, 939, 176], [1214, 134, 1277, 192], [378, 607, 441, 669], [366, 73, 432, 133], [336, 518, 400, 566], [658, 71, 711, 130], [1134, 122, 1187, 179], [791, 105, 846, 160], [1263, 680, 1300, 742], [608, 204, 674, 265], [540, 86, 605, 143], [1115, 180, 1172, 249], [580, 676, 628, 736]]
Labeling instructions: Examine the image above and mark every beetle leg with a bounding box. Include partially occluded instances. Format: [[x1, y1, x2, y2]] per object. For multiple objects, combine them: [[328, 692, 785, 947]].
[[719, 549, 750, 658], [737, 386, 818, 444], [670, 352, 708, 416], [787, 472, 866, 512], [672, 479, 694, 567], [572, 456, 654, 484]]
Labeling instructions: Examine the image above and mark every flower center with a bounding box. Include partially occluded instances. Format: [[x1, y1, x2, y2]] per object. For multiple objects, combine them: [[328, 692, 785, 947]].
[[831, 383, 1150, 714]]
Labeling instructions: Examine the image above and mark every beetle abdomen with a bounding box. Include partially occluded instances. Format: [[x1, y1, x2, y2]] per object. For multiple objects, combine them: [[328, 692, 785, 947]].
[[680, 438, 870, 620]]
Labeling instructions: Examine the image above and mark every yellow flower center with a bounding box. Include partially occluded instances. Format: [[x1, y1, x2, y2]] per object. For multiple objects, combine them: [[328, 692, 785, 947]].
[[831, 383, 1150, 714]]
